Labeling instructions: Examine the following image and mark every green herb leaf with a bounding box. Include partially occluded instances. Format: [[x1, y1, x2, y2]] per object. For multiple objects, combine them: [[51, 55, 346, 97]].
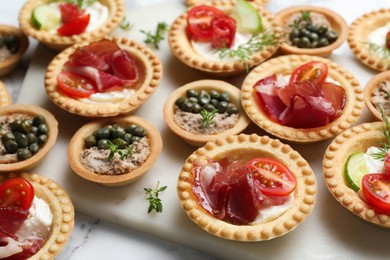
[[366, 42, 390, 61], [140, 22, 168, 49], [106, 140, 133, 161], [200, 108, 218, 128], [301, 11, 311, 22], [369, 106, 390, 160], [144, 181, 167, 214], [120, 16, 132, 31]]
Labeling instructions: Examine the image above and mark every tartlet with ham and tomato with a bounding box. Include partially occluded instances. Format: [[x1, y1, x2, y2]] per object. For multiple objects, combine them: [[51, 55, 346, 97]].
[[177, 133, 317, 241], [19, 0, 125, 51], [44, 37, 162, 118], [169, 0, 281, 76], [240, 54, 363, 143], [0, 172, 74, 259]]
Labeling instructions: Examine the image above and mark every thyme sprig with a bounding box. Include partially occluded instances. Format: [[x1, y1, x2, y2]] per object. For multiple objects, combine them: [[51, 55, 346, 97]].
[[200, 108, 218, 128], [291, 11, 312, 29], [140, 22, 168, 49], [369, 106, 390, 160], [106, 140, 133, 161], [120, 16, 132, 31], [215, 31, 284, 72], [365, 42, 390, 60], [144, 181, 167, 214]]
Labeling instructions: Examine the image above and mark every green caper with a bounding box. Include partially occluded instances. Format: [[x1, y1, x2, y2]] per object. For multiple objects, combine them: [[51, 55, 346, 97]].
[[37, 134, 48, 145], [318, 25, 328, 34], [2, 132, 15, 143], [38, 124, 48, 135], [98, 139, 109, 149], [84, 135, 97, 148], [4, 140, 18, 153], [182, 101, 193, 112], [17, 148, 32, 161], [209, 90, 220, 99], [19, 119, 32, 134], [33, 115, 46, 126], [125, 124, 138, 134], [318, 37, 330, 47], [15, 132, 28, 148], [217, 101, 229, 113], [94, 127, 110, 140], [110, 127, 125, 139], [188, 97, 199, 104], [186, 89, 198, 98], [325, 30, 338, 43], [311, 40, 319, 48], [130, 136, 141, 144], [192, 103, 202, 113], [175, 97, 187, 108], [289, 28, 300, 40], [29, 143, 39, 155], [300, 28, 311, 38], [308, 32, 319, 42], [133, 126, 147, 137], [30, 126, 38, 135], [10, 119, 22, 132], [27, 133, 37, 144], [4, 35, 16, 48], [113, 138, 127, 149], [203, 103, 216, 112], [210, 98, 219, 108], [227, 105, 239, 115], [298, 37, 311, 48], [219, 92, 231, 102], [291, 37, 300, 46], [305, 24, 318, 33], [123, 133, 132, 143], [198, 91, 211, 105]]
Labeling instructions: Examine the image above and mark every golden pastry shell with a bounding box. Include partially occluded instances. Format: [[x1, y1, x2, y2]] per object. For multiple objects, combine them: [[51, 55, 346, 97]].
[[0, 104, 58, 172], [185, 0, 269, 6], [18, 0, 125, 51], [241, 54, 363, 143], [364, 70, 390, 121], [0, 80, 12, 107], [45, 37, 162, 118], [0, 24, 29, 77], [68, 115, 163, 187], [323, 122, 390, 228], [177, 133, 317, 241], [168, 0, 280, 77], [0, 172, 75, 259], [163, 79, 251, 147], [275, 5, 348, 57], [348, 9, 390, 71]]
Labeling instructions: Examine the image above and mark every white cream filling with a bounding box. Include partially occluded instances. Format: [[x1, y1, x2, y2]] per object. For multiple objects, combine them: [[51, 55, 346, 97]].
[[365, 146, 385, 173], [78, 89, 135, 104], [367, 22, 390, 47]]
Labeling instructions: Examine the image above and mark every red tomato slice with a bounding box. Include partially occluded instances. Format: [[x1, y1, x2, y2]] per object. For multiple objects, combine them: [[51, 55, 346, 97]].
[[0, 178, 34, 210], [57, 13, 90, 36], [57, 71, 97, 98], [187, 5, 225, 42], [246, 158, 296, 196], [289, 61, 328, 85], [211, 15, 236, 48], [362, 173, 390, 212], [59, 3, 85, 24]]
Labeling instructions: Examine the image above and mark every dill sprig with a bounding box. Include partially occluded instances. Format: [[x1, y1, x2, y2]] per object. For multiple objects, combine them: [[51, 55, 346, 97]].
[[200, 108, 218, 128], [366, 42, 390, 60], [215, 31, 284, 72], [144, 181, 167, 214], [106, 140, 133, 161], [140, 22, 168, 49], [369, 106, 390, 160]]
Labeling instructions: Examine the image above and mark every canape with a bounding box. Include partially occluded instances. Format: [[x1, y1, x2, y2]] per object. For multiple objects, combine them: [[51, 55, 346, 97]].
[[45, 37, 162, 118], [241, 54, 363, 143], [0, 172, 74, 259], [0, 80, 12, 107], [0, 104, 58, 172], [68, 115, 162, 187], [275, 5, 347, 57], [177, 133, 317, 241], [364, 71, 390, 121], [163, 79, 250, 147]]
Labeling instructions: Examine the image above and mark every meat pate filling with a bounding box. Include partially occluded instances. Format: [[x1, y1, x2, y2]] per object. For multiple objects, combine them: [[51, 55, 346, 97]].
[[371, 80, 390, 117]]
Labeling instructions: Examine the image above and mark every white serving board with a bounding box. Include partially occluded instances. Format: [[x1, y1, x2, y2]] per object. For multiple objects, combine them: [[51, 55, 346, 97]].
[[18, 1, 390, 259]]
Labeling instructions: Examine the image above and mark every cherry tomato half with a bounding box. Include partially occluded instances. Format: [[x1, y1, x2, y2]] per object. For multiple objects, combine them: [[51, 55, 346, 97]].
[[211, 15, 236, 48], [59, 3, 86, 24], [362, 173, 390, 212], [187, 5, 225, 42], [246, 158, 296, 196], [57, 71, 97, 98], [57, 13, 90, 36], [0, 178, 34, 210], [289, 61, 328, 86]]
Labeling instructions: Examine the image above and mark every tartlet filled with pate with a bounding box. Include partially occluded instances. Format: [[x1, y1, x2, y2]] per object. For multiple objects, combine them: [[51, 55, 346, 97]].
[[177, 133, 317, 241], [364, 71, 390, 121], [68, 115, 162, 186], [163, 79, 250, 147], [45, 37, 162, 117], [18, 0, 124, 51]]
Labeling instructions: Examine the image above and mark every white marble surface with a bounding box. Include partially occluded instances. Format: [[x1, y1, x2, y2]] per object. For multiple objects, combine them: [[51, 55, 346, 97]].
[[1, 0, 390, 259]]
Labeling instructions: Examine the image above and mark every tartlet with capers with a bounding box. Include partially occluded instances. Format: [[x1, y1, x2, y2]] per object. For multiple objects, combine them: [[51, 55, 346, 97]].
[[0, 104, 58, 172], [163, 80, 250, 147], [68, 115, 162, 186]]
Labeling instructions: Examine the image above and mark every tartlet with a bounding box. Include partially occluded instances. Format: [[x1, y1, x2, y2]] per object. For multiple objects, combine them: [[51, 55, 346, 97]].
[[44, 37, 162, 118], [18, 0, 124, 51], [0, 80, 12, 107], [323, 122, 390, 228], [348, 9, 390, 71], [68, 115, 162, 187], [241, 54, 363, 143], [177, 133, 317, 241], [163, 79, 250, 147], [0, 104, 58, 172], [364, 70, 390, 121], [275, 5, 347, 57], [0, 172, 75, 258], [185, 0, 269, 6], [168, 0, 280, 77], [0, 24, 29, 77]]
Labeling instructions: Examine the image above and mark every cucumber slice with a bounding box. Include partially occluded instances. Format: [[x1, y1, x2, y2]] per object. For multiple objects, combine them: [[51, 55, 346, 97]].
[[31, 4, 61, 30], [230, 0, 263, 35], [344, 152, 368, 192]]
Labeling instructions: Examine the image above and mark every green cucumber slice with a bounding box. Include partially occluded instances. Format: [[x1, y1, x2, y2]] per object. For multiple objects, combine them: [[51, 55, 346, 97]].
[[31, 4, 61, 30], [344, 152, 368, 192], [230, 0, 263, 35]]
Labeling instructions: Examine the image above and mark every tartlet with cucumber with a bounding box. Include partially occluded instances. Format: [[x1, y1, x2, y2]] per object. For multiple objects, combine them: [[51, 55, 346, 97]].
[[168, 0, 281, 76], [18, 0, 124, 51]]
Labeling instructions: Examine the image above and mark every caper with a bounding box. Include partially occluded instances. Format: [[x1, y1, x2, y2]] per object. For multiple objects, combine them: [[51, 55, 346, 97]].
[[33, 115, 46, 126], [311, 40, 319, 48], [209, 90, 220, 99], [123, 133, 132, 143], [217, 101, 229, 113], [113, 138, 127, 149], [227, 105, 239, 115], [15, 132, 28, 148], [318, 25, 328, 34], [4, 140, 18, 153], [175, 97, 187, 108], [291, 37, 300, 46], [125, 124, 138, 134], [30, 126, 38, 135], [192, 103, 202, 113], [0, 36, 4, 48], [308, 32, 319, 42], [182, 101, 193, 112], [203, 103, 216, 112], [219, 92, 231, 102], [318, 37, 330, 47], [325, 30, 338, 43], [98, 139, 109, 149], [85, 135, 97, 148], [298, 37, 311, 48], [94, 127, 110, 140], [110, 127, 125, 139], [17, 148, 32, 161], [130, 136, 141, 144], [27, 133, 36, 144], [198, 91, 211, 105], [2, 132, 15, 143], [29, 143, 39, 155], [188, 97, 199, 104], [10, 119, 22, 132], [37, 134, 47, 145], [133, 126, 147, 137], [289, 28, 300, 40], [38, 124, 48, 135], [4, 35, 16, 49], [300, 28, 311, 38], [106, 124, 115, 131], [210, 98, 219, 108], [186, 89, 198, 98], [19, 119, 32, 134], [306, 24, 318, 33]]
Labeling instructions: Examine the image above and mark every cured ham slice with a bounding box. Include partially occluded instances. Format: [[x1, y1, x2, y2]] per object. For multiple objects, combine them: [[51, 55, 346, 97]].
[[65, 47, 109, 71], [0, 208, 29, 237], [106, 50, 139, 81]]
